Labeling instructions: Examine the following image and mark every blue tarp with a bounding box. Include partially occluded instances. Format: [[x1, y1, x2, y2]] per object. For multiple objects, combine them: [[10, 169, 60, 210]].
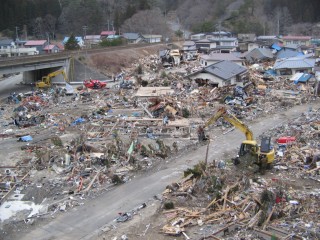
[[19, 135, 33, 142], [294, 73, 313, 84], [264, 69, 277, 76], [271, 43, 282, 51], [71, 117, 85, 126]]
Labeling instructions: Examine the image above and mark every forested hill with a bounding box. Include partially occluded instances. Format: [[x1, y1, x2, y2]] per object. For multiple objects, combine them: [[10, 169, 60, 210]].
[[1, 0, 320, 40]]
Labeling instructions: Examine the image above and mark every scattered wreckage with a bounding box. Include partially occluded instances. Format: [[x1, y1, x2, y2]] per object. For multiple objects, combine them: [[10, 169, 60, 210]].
[[0, 50, 319, 240]]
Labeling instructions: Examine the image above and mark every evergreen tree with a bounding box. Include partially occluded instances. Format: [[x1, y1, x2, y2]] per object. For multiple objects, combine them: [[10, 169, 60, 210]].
[[64, 34, 80, 50], [139, 0, 150, 10]]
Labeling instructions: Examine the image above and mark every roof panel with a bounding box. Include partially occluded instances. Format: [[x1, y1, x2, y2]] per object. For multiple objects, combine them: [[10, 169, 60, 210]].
[[204, 60, 247, 80], [25, 40, 47, 46]]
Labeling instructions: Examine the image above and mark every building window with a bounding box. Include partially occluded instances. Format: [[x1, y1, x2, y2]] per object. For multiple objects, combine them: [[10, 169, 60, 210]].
[[279, 69, 292, 75]]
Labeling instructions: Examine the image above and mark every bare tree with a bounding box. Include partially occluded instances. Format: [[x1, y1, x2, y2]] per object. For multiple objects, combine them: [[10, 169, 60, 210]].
[[269, 7, 292, 35], [177, 0, 213, 29], [289, 23, 314, 36], [44, 14, 57, 40], [32, 17, 44, 39], [121, 8, 169, 36]]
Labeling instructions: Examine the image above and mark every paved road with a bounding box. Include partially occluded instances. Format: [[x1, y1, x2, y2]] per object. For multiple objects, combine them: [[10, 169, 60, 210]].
[[15, 101, 318, 240], [0, 74, 29, 100]]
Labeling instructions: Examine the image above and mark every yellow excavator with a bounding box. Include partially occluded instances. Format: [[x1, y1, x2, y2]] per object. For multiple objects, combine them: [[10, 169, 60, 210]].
[[200, 107, 275, 172], [36, 69, 69, 88]]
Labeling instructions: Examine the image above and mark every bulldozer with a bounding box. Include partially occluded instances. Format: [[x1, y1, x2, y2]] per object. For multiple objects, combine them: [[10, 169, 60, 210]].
[[200, 107, 275, 172], [36, 69, 69, 88]]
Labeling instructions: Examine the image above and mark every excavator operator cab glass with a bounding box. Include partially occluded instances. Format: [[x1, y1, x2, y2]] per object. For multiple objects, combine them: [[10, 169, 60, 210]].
[[239, 143, 256, 156], [260, 136, 271, 153]]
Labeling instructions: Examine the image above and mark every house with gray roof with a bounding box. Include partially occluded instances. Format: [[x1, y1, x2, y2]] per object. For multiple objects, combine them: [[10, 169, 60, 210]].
[[273, 56, 315, 75], [200, 53, 244, 67], [183, 41, 196, 51], [0, 39, 15, 57], [142, 35, 162, 43], [256, 35, 280, 47], [244, 48, 274, 63], [188, 60, 247, 87], [195, 37, 238, 53], [190, 33, 206, 41], [122, 33, 144, 44], [0, 39, 14, 49]]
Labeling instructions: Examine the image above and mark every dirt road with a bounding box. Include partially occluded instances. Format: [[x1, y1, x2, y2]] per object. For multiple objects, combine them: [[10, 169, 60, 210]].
[[11, 100, 319, 240]]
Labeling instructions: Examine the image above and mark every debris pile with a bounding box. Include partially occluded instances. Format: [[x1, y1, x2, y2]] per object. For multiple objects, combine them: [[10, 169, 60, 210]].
[[159, 108, 320, 239], [0, 50, 319, 239]]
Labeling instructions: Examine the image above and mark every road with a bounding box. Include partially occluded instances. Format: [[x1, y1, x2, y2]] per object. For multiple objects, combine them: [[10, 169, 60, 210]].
[[13, 100, 319, 240], [0, 74, 29, 100]]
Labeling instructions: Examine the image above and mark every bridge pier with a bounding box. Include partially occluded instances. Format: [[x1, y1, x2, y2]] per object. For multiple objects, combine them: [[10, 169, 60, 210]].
[[0, 54, 71, 84], [22, 59, 70, 85]]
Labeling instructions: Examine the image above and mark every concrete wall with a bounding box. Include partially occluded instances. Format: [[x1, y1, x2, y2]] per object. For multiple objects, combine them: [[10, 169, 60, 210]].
[[22, 59, 70, 84]]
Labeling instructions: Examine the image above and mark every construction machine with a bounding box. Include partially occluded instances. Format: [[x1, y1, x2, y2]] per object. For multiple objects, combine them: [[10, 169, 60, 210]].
[[200, 107, 275, 172], [36, 69, 69, 88]]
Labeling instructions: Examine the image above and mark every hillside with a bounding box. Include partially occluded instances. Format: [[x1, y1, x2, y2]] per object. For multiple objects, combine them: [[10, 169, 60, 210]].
[[1, 0, 320, 40]]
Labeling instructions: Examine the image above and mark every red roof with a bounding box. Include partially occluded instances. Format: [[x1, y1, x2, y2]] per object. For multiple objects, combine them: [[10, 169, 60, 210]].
[[44, 44, 56, 50], [55, 42, 65, 50], [282, 36, 311, 40], [100, 31, 116, 36], [25, 40, 47, 46]]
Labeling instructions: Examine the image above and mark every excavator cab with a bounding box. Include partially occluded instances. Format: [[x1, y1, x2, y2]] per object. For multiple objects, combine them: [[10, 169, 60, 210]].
[[36, 76, 50, 88], [239, 142, 258, 157]]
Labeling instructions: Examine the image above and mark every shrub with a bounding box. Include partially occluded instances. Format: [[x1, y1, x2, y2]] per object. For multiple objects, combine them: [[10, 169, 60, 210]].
[[182, 108, 190, 118], [163, 201, 174, 209]]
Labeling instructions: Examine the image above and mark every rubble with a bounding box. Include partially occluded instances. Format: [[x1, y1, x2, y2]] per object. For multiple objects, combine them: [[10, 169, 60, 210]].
[[158, 107, 320, 239], [0, 49, 319, 239]]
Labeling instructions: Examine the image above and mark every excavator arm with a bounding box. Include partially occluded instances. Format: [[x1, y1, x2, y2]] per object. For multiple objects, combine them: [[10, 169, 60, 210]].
[[204, 107, 254, 141], [203, 106, 275, 170], [37, 69, 69, 88], [47, 70, 69, 83]]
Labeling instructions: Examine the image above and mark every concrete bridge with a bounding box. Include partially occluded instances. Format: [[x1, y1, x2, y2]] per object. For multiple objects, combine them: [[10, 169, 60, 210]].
[[0, 53, 72, 84], [0, 43, 165, 85]]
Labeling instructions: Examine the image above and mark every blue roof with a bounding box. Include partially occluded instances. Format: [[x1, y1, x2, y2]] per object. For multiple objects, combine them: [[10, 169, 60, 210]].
[[293, 73, 313, 84], [274, 58, 315, 70], [271, 43, 282, 51], [277, 49, 303, 59]]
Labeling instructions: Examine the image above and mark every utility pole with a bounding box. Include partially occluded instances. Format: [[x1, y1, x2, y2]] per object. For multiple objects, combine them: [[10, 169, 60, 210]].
[[46, 32, 50, 45], [277, 15, 280, 36], [82, 25, 88, 48], [82, 25, 88, 80], [15, 26, 19, 41]]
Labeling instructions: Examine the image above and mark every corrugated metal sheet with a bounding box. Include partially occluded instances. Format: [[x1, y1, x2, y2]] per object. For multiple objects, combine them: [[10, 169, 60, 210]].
[[123, 33, 140, 40], [274, 58, 315, 69], [277, 49, 303, 59], [25, 40, 46, 46]]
